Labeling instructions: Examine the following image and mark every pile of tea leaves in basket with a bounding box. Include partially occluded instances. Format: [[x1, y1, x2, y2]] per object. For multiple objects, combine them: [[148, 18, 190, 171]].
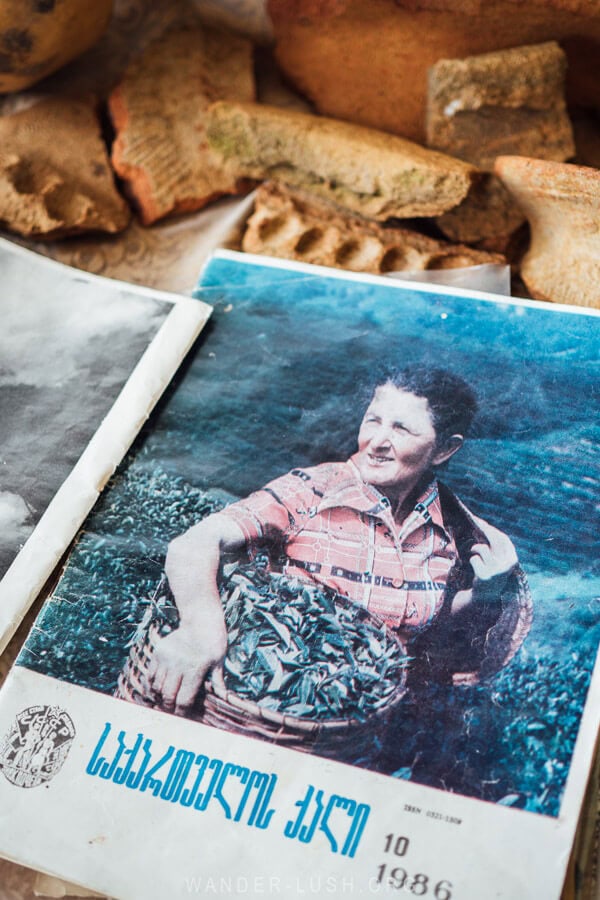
[[218, 559, 409, 721]]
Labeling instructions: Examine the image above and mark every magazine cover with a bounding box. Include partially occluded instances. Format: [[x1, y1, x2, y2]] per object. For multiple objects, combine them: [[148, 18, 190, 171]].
[[0, 251, 598, 899], [0, 238, 211, 653]]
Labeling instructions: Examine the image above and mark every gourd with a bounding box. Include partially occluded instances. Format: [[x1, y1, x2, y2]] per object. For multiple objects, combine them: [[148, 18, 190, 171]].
[[0, 0, 113, 93]]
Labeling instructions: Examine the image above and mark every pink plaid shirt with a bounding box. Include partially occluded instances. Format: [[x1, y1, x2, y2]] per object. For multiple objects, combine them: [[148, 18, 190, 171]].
[[222, 460, 460, 637]]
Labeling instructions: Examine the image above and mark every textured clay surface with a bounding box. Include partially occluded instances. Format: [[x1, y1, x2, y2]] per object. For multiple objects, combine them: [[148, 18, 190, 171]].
[[108, 25, 255, 225], [207, 100, 476, 220], [0, 0, 113, 92], [0, 97, 130, 239], [427, 42, 574, 170], [241, 181, 505, 273], [495, 155, 600, 308], [428, 42, 575, 244], [268, 0, 600, 143]]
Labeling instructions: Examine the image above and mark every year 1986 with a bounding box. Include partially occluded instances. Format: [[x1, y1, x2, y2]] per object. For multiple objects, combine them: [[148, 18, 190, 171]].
[[375, 834, 453, 897]]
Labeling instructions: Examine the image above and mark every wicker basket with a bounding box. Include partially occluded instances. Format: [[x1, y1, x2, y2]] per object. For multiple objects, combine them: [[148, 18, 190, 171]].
[[115, 575, 408, 767]]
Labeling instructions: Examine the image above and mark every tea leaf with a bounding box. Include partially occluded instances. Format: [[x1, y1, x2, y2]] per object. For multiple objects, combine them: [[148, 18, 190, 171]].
[[219, 562, 407, 721]]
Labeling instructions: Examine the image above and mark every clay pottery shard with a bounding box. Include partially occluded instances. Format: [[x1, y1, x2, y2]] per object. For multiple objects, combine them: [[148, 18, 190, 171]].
[[268, 0, 600, 143], [0, 96, 130, 239], [495, 155, 600, 309], [436, 175, 526, 245], [0, 0, 113, 93], [206, 100, 476, 220], [241, 180, 505, 274], [108, 25, 255, 226], [429, 42, 575, 245], [427, 42, 575, 170]]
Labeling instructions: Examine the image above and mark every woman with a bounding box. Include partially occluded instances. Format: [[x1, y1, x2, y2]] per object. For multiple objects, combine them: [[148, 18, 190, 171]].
[[148, 367, 531, 716]]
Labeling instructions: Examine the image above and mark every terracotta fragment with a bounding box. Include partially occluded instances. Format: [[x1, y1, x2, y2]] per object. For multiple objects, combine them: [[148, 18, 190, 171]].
[[207, 100, 476, 220], [494, 155, 600, 309], [428, 42, 574, 244], [108, 26, 255, 225], [435, 177, 525, 245], [427, 42, 574, 170], [241, 181, 505, 274], [0, 0, 113, 93], [0, 97, 130, 239], [268, 0, 600, 142]]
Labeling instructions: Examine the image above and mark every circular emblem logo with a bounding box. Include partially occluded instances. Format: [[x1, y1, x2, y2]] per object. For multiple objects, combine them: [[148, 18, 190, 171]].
[[0, 705, 76, 788]]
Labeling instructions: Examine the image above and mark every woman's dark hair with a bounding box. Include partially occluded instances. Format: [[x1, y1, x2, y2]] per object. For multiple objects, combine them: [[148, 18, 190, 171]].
[[379, 366, 478, 445]]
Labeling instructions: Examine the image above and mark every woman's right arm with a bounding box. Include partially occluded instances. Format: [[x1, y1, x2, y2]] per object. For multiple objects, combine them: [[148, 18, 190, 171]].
[[147, 512, 246, 715]]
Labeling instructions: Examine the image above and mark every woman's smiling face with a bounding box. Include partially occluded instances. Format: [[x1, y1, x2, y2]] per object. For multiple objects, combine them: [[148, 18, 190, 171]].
[[353, 383, 457, 497]]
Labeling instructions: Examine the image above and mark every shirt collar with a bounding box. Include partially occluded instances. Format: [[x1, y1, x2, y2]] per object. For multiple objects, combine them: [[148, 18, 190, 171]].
[[397, 478, 448, 541], [316, 460, 450, 540]]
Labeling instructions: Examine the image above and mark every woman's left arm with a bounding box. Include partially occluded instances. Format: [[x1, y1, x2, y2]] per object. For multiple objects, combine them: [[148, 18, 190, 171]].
[[451, 513, 518, 614], [467, 512, 519, 589], [449, 514, 519, 685]]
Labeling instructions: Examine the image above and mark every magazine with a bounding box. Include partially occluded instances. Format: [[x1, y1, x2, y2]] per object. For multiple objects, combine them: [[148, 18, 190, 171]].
[[0, 238, 211, 653], [0, 250, 598, 899]]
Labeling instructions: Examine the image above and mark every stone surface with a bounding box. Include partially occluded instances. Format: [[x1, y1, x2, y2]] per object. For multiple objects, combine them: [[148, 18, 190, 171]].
[[495, 155, 600, 308]]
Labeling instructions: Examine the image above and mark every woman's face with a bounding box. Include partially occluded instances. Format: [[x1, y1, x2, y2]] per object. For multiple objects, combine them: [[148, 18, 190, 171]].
[[353, 383, 454, 496]]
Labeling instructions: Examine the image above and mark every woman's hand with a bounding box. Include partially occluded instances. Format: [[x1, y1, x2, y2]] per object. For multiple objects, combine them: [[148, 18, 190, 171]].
[[468, 512, 518, 592], [147, 618, 227, 716], [451, 513, 518, 617], [146, 512, 245, 716]]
